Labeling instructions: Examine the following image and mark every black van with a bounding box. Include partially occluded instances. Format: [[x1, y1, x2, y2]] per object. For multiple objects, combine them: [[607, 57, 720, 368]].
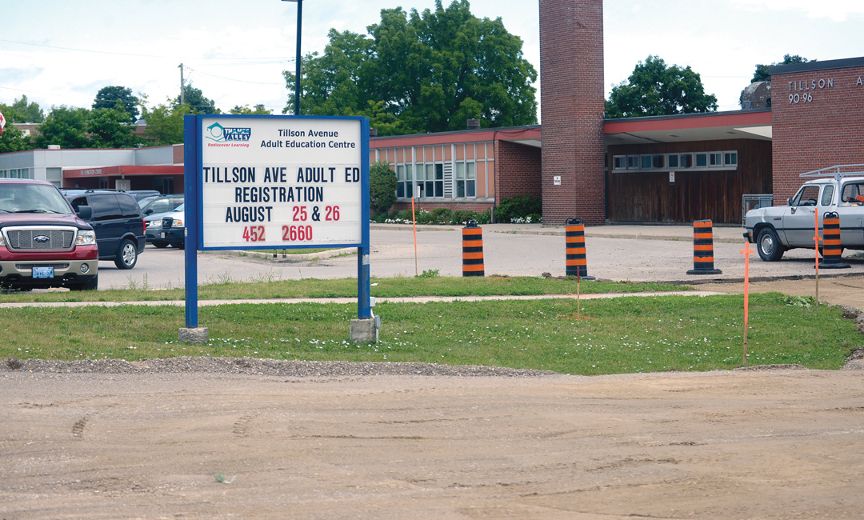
[[64, 191, 146, 269]]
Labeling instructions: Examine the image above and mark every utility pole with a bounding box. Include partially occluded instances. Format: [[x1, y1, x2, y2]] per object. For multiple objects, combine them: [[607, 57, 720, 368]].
[[178, 63, 185, 105], [282, 0, 303, 115]]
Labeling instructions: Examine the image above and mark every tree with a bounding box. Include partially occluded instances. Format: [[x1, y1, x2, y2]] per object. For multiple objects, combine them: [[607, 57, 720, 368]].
[[175, 84, 218, 114], [370, 162, 397, 216], [87, 107, 139, 148], [283, 0, 537, 135], [229, 104, 272, 115], [0, 95, 44, 123], [141, 103, 190, 145], [93, 86, 140, 123], [34, 107, 91, 148], [0, 124, 32, 153], [751, 54, 810, 83], [605, 56, 718, 118]]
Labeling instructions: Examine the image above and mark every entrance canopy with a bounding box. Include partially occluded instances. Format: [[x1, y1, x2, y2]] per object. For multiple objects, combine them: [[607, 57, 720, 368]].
[[603, 110, 772, 145]]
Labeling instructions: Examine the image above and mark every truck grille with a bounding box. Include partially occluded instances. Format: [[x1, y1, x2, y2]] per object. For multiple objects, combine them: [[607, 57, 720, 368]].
[[15, 263, 70, 270], [5, 228, 75, 250], [162, 217, 174, 229]]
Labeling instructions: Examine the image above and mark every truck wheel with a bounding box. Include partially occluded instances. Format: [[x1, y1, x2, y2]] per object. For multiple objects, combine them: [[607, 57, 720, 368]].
[[756, 227, 784, 261], [115, 239, 138, 269], [153, 241, 168, 249]]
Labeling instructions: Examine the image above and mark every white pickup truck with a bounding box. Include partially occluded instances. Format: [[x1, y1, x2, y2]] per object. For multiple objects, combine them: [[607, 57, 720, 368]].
[[743, 165, 864, 261]]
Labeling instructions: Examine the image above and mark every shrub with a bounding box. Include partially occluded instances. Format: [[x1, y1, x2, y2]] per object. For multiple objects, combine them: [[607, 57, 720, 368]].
[[377, 207, 492, 225], [370, 162, 397, 217], [495, 195, 541, 223]]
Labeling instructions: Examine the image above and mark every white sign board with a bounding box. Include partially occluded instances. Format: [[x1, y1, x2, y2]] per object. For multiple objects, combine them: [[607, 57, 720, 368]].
[[553, 175, 562, 186], [200, 116, 363, 249]]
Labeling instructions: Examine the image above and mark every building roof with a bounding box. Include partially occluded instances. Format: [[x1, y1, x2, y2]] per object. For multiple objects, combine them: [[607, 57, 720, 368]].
[[603, 110, 772, 144], [371, 125, 541, 148], [770, 56, 864, 75]]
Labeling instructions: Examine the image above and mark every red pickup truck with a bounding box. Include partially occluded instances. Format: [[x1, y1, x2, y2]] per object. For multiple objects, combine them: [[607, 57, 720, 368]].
[[0, 179, 98, 291]]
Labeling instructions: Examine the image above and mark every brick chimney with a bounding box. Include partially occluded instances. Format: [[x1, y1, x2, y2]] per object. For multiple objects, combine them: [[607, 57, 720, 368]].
[[539, 0, 605, 225]]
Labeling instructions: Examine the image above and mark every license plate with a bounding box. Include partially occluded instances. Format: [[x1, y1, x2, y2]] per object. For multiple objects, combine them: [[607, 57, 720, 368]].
[[161, 232, 167, 238], [32, 266, 55, 279]]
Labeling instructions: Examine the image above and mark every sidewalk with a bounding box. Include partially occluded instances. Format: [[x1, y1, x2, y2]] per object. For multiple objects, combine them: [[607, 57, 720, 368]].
[[0, 290, 720, 308]]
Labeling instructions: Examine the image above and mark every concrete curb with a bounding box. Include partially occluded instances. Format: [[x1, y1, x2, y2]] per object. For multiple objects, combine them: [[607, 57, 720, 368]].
[[0, 290, 722, 308], [205, 247, 356, 263], [370, 223, 746, 243]]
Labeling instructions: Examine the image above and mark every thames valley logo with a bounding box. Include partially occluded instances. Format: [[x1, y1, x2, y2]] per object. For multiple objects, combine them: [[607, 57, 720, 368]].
[[206, 122, 252, 142]]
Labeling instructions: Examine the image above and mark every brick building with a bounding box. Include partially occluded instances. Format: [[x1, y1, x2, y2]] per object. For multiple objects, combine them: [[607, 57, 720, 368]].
[[369, 1, 864, 225]]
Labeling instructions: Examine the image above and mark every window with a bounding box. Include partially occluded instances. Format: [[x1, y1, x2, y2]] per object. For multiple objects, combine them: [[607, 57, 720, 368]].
[[396, 165, 405, 198], [841, 182, 864, 203], [466, 162, 476, 197], [118, 194, 140, 217], [0, 168, 30, 179], [709, 152, 722, 166], [405, 164, 414, 198], [640, 155, 652, 169], [820, 185, 834, 206], [610, 150, 737, 173], [455, 161, 476, 198], [86, 194, 122, 220], [793, 186, 820, 207], [679, 154, 693, 168]]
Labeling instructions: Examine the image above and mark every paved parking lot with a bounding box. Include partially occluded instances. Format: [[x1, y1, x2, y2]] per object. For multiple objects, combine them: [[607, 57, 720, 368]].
[[99, 224, 864, 289]]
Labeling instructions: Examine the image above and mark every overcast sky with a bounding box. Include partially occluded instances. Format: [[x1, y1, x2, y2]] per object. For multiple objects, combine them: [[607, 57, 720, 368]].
[[3, 0, 864, 119]]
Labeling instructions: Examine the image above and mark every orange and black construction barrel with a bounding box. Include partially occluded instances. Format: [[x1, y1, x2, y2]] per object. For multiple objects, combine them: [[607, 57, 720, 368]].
[[686, 219, 722, 275], [565, 218, 594, 280], [462, 220, 485, 277], [821, 212, 850, 269]]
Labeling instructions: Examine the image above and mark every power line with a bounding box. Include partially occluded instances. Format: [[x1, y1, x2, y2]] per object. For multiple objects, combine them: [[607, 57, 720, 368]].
[[184, 67, 286, 86], [0, 37, 295, 64], [0, 37, 165, 59]]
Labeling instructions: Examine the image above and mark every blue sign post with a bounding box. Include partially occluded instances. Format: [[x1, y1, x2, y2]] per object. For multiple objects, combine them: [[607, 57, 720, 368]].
[[179, 114, 373, 343]]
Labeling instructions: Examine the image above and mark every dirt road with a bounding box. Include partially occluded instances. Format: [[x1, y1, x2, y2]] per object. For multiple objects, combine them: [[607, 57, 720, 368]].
[[2, 368, 863, 519]]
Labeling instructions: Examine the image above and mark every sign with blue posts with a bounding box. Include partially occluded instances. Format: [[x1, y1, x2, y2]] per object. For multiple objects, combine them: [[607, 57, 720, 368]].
[[181, 115, 372, 340]]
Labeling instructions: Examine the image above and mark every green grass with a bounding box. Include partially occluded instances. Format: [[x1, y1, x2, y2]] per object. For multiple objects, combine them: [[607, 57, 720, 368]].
[[3, 293, 858, 374], [0, 276, 687, 303]]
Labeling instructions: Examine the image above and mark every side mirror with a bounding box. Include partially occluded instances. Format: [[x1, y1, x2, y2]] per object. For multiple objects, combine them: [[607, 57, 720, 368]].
[[144, 209, 153, 215], [76, 205, 92, 220]]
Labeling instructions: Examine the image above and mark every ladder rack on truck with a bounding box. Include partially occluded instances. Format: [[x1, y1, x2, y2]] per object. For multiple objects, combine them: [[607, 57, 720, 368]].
[[800, 164, 864, 180]]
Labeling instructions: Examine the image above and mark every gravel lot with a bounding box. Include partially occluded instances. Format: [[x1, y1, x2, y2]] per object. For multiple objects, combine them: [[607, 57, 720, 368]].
[[2, 366, 863, 519], [8, 225, 864, 518]]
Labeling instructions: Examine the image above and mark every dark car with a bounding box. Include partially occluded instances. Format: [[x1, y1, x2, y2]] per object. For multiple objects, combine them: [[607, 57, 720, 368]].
[[65, 190, 146, 269]]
